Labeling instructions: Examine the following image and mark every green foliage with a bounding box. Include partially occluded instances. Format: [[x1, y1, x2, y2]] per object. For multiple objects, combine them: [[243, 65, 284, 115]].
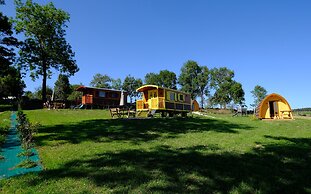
[[158, 70, 177, 89], [178, 60, 201, 99], [14, 0, 79, 102], [230, 81, 245, 104], [145, 70, 177, 89], [23, 90, 34, 99], [90, 73, 111, 88], [144, 72, 160, 85], [122, 75, 143, 103], [111, 78, 122, 90], [33, 86, 53, 100], [67, 84, 82, 101], [53, 74, 71, 101], [210, 67, 244, 108], [16, 110, 39, 153], [0, 9, 25, 99], [251, 85, 267, 107], [197, 66, 210, 108]]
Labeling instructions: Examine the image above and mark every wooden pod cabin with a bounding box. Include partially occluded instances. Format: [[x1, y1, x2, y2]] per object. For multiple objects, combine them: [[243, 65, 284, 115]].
[[76, 86, 127, 108], [256, 93, 293, 119], [136, 85, 192, 117]]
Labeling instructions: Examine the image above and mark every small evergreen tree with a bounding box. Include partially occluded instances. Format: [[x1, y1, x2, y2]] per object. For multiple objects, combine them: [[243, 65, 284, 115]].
[[54, 74, 71, 101]]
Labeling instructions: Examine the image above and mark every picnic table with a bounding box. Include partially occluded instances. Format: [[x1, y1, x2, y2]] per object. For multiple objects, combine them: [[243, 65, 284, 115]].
[[109, 107, 136, 118], [280, 110, 292, 119]]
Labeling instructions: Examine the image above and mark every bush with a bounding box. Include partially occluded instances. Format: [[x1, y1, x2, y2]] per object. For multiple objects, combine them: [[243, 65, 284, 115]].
[[16, 110, 40, 168]]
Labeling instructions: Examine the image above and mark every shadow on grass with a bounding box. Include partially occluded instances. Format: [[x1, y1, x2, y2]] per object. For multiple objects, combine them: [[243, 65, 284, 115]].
[[35, 117, 253, 145], [27, 136, 311, 193]]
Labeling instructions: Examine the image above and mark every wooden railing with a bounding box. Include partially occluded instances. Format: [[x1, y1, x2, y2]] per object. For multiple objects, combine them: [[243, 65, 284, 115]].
[[137, 98, 165, 110], [136, 100, 144, 110], [150, 97, 165, 109]]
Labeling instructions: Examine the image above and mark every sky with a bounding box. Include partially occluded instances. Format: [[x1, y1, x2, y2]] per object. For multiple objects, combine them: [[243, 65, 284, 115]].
[[2, 0, 311, 108]]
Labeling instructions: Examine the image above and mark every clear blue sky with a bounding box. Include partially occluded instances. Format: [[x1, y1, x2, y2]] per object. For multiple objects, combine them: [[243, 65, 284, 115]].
[[2, 0, 311, 108]]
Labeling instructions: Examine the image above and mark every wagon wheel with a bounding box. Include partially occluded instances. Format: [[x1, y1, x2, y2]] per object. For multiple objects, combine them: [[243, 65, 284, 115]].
[[161, 111, 168, 118]]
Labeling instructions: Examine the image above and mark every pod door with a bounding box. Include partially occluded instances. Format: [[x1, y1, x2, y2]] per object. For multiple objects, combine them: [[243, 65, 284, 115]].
[[269, 101, 279, 118]]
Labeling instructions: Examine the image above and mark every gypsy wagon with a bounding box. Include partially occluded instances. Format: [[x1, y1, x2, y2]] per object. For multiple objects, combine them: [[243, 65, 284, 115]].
[[76, 86, 127, 108], [136, 85, 192, 117]]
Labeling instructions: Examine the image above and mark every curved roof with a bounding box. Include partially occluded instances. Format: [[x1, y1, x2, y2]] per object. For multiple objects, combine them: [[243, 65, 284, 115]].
[[136, 85, 161, 92], [136, 85, 189, 95], [257, 93, 292, 117]]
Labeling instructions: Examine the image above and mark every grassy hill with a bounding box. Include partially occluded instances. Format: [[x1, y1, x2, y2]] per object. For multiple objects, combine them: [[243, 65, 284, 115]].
[[1, 109, 311, 193]]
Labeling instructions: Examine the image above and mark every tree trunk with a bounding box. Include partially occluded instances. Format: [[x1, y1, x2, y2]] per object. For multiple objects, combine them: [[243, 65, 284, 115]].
[[42, 61, 47, 103], [200, 92, 204, 109]]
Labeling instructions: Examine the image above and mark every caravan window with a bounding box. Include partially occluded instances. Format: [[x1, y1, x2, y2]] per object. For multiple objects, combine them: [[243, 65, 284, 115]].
[[111, 93, 119, 98], [99, 91, 106, 97], [179, 94, 184, 101], [170, 92, 175, 101]]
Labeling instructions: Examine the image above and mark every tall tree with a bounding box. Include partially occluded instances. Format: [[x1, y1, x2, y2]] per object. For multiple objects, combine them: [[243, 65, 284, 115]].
[[0, 5, 24, 99], [197, 66, 210, 108], [14, 0, 79, 102], [122, 75, 143, 103], [90, 73, 111, 88], [158, 70, 177, 89], [230, 81, 245, 105], [111, 78, 122, 90], [145, 70, 177, 89], [33, 86, 53, 100], [144, 72, 160, 85], [210, 67, 235, 108], [53, 74, 71, 101], [251, 85, 267, 107], [178, 60, 201, 99]]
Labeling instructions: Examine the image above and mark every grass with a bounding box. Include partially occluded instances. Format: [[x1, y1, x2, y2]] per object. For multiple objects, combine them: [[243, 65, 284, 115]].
[[1, 109, 311, 193], [294, 110, 311, 117], [0, 111, 11, 146]]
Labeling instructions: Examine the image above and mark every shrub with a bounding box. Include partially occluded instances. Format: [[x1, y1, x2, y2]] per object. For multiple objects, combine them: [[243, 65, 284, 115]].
[[16, 110, 40, 168]]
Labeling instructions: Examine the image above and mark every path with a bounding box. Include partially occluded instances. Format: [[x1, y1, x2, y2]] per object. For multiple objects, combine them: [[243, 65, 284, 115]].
[[0, 112, 42, 179]]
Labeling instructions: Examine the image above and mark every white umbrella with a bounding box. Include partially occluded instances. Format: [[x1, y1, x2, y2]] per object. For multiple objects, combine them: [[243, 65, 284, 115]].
[[119, 91, 124, 106]]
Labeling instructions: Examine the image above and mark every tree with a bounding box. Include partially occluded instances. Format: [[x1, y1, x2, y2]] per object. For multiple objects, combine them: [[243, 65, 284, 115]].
[[14, 0, 79, 102], [144, 72, 160, 85], [111, 78, 122, 90], [53, 74, 71, 101], [197, 66, 210, 108], [230, 81, 245, 105], [0, 6, 25, 99], [33, 86, 53, 100], [178, 60, 201, 99], [24, 91, 34, 99], [90, 73, 111, 88], [210, 67, 236, 109], [158, 70, 177, 89], [145, 70, 177, 89], [67, 84, 82, 101], [251, 85, 267, 107], [122, 75, 143, 103]]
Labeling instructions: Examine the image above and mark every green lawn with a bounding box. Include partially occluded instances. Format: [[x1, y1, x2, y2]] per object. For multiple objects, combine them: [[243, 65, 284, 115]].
[[1, 109, 311, 193], [0, 111, 11, 146]]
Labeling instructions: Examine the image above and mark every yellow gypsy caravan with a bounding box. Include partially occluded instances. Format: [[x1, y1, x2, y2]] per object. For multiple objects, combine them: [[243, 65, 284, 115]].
[[136, 85, 192, 117], [256, 93, 293, 119]]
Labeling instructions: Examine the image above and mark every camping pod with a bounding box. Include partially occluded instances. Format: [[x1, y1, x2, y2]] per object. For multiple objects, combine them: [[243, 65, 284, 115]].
[[136, 85, 192, 117], [192, 100, 200, 111], [256, 93, 293, 119]]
